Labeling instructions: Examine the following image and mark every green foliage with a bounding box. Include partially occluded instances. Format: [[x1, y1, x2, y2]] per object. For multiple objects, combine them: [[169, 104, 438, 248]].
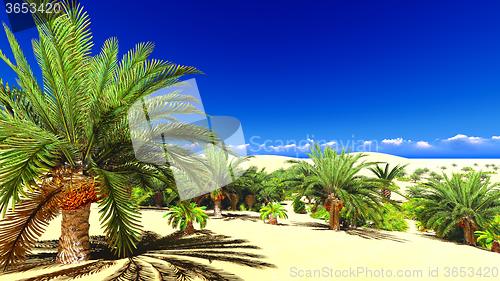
[[428, 172, 444, 182], [461, 166, 474, 172], [239, 203, 247, 211], [164, 202, 208, 231], [259, 202, 288, 221], [410, 172, 500, 240], [131, 186, 153, 206], [292, 197, 307, 214], [475, 216, 500, 250], [310, 205, 329, 222], [475, 229, 498, 250], [372, 204, 408, 232]]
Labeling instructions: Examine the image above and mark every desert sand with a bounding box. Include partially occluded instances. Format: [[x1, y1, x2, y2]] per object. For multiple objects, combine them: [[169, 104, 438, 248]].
[[2, 154, 500, 281]]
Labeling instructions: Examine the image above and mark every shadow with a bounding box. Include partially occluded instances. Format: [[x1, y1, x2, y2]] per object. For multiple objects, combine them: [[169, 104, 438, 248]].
[[3, 231, 275, 281], [346, 228, 408, 243], [222, 213, 260, 222], [289, 221, 331, 230]]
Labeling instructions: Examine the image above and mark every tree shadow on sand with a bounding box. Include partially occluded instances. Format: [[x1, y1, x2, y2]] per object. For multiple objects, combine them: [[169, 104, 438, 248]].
[[290, 222, 408, 242], [2, 230, 275, 281], [222, 213, 260, 222], [346, 228, 408, 243], [289, 221, 331, 230]]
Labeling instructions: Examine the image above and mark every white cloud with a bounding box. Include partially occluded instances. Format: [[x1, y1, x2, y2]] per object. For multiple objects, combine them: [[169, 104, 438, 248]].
[[446, 134, 483, 144], [382, 138, 404, 146], [416, 141, 431, 148], [321, 141, 336, 147], [492, 136, 500, 140]]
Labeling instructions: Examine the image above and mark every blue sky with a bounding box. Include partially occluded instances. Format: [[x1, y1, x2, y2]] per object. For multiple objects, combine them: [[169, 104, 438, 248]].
[[1, 0, 500, 157]]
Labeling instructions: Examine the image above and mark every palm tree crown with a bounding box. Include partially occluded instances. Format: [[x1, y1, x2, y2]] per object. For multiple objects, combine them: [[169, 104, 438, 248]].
[[295, 144, 384, 230], [411, 172, 500, 245], [369, 163, 407, 198]]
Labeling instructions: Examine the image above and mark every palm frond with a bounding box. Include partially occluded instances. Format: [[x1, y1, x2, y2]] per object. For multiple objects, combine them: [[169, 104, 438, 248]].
[[0, 119, 63, 215], [95, 169, 142, 258], [0, 187, 62, 269]]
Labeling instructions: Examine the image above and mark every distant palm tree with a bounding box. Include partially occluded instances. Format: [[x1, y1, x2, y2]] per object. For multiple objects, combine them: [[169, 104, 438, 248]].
[[369, 163, 407, 199], [295, 145, 384, 230], [411, 172, 500, 245], [203, 144, 248, 217], [164, 202, 208, 235], [0, 2, 213, 268], [237, 167, 268, 210], [259, 202, 288, 225]]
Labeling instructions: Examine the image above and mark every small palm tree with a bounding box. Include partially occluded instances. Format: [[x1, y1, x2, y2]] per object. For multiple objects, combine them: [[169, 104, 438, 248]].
[[259, 202, 288, 225], [369, 163, 407, 199], [164, 202, 208, 235], [411, 172, 500, 245]]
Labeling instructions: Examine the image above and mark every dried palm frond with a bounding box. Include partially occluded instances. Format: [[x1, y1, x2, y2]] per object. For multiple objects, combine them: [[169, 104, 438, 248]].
[[0, 187, 62, 269]]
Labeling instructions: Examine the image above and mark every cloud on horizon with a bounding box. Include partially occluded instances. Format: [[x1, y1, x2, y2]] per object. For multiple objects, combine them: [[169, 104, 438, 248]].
[[243, 134, 500, 158]]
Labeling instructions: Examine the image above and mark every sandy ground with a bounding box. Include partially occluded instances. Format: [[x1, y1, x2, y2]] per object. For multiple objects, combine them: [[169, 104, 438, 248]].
[[2, 154, 500, 280]]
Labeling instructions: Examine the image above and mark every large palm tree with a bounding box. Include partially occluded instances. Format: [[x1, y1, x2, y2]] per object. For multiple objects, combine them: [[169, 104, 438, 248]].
[[369, 163, 407, 199], [411, 172, 500, 245], [296, 145, 384, 230], [0, 1, 213, 268]]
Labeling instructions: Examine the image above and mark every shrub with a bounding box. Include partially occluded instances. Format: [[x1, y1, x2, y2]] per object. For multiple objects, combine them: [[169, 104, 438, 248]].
[[310, 205, 329, 222], [259, 202, 288, 224], [373, 204, 408, 232], [292, 197, 307, 214], [131, 187, 153, 206]]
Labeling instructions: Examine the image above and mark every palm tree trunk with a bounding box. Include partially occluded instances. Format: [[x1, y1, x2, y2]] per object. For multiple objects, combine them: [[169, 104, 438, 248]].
[[381, 188, 391, 199], [214, 199, 222, 218], [491, 241, 500, 253], [268, 215, 278, 225], [184, 221, 195, 235], [462, 219, 477, 246], [245, 194, 255, 210], [154, 190, 163, 207], [229, 193, 239, 211], [327, 196, 343, 231], [56, 203, 91, 264]]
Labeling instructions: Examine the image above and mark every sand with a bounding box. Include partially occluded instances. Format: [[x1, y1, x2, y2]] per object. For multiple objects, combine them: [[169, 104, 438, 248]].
[[1, 154, 500, 281]]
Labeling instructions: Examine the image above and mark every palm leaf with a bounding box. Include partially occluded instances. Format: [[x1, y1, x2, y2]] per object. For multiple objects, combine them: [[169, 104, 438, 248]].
[[0, 187, 62, 269]]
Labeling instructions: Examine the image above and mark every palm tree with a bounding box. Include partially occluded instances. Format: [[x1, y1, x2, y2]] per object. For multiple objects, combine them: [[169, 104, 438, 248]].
[[369, 163, 407, 199], [411, 172, 500, 245], [295, 145, 384, 230], [164, 202, 208, 235], [0, 2, 213, 268], [203, 144, 248, 217], [259, 202, 288, 225], [237, 167, 268, 210]]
